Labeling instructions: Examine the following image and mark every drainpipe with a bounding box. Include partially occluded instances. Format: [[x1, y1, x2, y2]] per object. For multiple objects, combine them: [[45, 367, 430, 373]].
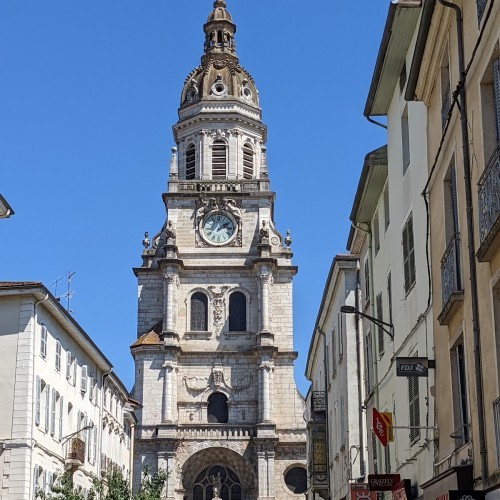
[[437, 0, 487, 482], [317, 328, 330, 499]]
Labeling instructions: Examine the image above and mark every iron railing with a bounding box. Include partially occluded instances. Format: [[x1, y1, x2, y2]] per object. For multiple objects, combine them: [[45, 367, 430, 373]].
[[441, 233, 462, 307], [478, 145, 500, 245], [477, 0, 487, 22]]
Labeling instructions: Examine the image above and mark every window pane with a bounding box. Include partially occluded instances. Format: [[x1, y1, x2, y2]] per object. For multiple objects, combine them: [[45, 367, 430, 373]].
[[191, 293, 208, 331], [229, 292, 246, 331], [207, 392, 228, 423]]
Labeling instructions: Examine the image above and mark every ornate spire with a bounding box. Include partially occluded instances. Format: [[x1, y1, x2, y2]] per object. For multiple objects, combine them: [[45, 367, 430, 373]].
[[203, 0, 236, 58]]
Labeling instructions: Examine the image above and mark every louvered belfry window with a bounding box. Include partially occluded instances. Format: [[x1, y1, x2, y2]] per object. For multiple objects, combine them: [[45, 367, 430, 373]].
[[402, 214, 416, 295], [191, 292, 208, 331], [243, 143, 254, 179], [186, 143, 196, 180], [212, 140, 227, 179], [229, 292, 246, 332]]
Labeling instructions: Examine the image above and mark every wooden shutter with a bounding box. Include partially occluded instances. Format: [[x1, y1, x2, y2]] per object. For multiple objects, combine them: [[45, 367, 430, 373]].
[[81, 365, 88, 393], [403, 215, 416, 294], [66, 351, 72, 380], [50, 388, 56, 435], [409, 376, 420, 442], [493, 58, 500, 142], [40, 324, 47, 358], [35, 376, 41, 426], [55, 341, 61, 372], [376, 293, 384, 355], [59, 396, 64, 441], [44, 384, 50, 432]]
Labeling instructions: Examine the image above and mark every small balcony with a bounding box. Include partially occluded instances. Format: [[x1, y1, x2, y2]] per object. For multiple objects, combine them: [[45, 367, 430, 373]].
[[438, 233, 463, 325], [477, 145, 500, 261], [65, 437, 85, 468]]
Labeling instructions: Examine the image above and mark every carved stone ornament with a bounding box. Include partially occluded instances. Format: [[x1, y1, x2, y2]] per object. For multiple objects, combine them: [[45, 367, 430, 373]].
[[208, 285, 229, 337], [165, 220, 176, 242], [211, 367, 225, 389], [183, 376, 209, 395]]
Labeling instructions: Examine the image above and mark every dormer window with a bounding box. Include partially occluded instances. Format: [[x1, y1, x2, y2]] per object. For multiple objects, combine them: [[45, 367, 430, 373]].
[[212, 140, 227, 179], [186, 144, 196, 180], [243, 143, 254, 179]]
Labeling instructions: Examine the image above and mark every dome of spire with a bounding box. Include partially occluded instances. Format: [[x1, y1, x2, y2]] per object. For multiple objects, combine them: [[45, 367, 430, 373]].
[[207, 0, 233, 23]]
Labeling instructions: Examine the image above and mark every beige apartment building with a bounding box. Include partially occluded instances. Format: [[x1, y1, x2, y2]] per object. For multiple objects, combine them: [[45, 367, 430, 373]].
[[405, 0, 500, 497]]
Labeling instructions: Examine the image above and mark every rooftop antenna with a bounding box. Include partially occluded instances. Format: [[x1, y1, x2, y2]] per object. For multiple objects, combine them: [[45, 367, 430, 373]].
[[50, 275, 65, 299], [65, 272, 76, 313]]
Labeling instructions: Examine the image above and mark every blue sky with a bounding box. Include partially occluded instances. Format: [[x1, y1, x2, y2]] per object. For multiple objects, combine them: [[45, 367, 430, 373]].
[[0, 1, 388, 395]]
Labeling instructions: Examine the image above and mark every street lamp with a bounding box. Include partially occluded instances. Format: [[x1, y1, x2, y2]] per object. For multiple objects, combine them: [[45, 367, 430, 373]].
[[61, 424, 94, 445], [340, 305, 394, 340]]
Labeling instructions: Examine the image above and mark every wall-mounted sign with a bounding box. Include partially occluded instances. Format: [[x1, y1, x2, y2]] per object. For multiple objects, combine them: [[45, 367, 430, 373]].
[[396, 357, 435, 377], [312, 391, 326, 412], [372, 408, 389, 447], [368, 474, 401, 491], [350, 483, 376, 500], [381, 412, 394, 442], [392, 479, 413, 500]]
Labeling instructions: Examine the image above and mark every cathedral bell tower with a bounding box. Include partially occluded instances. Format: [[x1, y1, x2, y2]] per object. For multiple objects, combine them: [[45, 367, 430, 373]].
[[131, 2, 307, 499]]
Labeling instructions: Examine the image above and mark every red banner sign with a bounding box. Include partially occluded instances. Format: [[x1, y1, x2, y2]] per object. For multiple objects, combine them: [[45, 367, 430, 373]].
[[372, 408, 388, 447]]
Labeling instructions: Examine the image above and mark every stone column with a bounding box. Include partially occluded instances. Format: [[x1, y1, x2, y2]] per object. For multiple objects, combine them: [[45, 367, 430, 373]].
[[164, 274, 177, 333], [259, 357, 274, 423], [257, 449, 268, 499], [162, 357, 177, 423], [266, 450, 275, 498], [259, 267, 272, 333]]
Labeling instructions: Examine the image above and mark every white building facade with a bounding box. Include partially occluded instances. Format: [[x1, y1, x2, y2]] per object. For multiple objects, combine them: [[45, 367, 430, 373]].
[[305, 255, 367, 500], [0, 281, 133, 499], [131, 2, 307, 499]]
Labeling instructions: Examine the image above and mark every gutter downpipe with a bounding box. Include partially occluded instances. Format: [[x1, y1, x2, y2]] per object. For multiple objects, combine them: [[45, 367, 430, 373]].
[[437, 0, 487, 482], [31, 293, 48, 499], [355, 264, 366, 479]]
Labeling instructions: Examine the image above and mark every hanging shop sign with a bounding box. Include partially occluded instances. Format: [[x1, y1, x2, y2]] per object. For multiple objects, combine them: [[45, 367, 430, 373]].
[[368, 474, 401, 491], [396, 357, 435, 377], [448, 491, 485, 500], [392, 479, 413, 500], [372, 408, 389, 447], [350, 483, 376, 500], [381, 412, 394, 442]]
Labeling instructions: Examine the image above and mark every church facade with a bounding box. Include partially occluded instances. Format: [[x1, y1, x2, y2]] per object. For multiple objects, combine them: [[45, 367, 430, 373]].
[[130, 2, 306, 500]]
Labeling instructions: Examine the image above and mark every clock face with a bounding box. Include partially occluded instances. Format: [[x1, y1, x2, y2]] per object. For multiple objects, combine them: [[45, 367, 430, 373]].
[[202, 212, 236, 245]]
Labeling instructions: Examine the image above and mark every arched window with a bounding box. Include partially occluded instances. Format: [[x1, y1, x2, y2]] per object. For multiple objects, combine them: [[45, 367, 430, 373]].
[[193, 465, 242, 500], [208, 392, 228, 423], [186, 143, 196, 180], [191, 292, 208, 331], [242, 143, 253, 179], [212, 140, 227, 179], [229, 292, 246, 332]]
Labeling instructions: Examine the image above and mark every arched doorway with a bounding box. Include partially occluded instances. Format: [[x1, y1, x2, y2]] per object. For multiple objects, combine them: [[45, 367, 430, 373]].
[[193, 465, 241, 500], [181, 447, 257, 500]]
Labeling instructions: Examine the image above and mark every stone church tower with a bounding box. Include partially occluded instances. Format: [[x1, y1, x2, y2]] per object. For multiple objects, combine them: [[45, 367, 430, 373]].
[[131, 2, 307, 499]]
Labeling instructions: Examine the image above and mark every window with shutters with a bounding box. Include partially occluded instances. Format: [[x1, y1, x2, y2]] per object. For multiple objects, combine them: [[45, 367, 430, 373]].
[[55, 340, 61, 372], [50, 388, 57, 436], [401, 106, 410, 173], [373, 211, 380, 255], [81, 365, 88, 393], [40, 324, 48, 358], [212, 140, 227, 179], [44, 383, 50, 432], [229, 292, 246, 331], [451, 339, 470, 446], [371, 432, 378, 474], [331, 327, 337, 378], [338, 312, 344, 359], [384, 443, 391, 473], [376, 293, 384, 356], [441, 45, 452, 130], [364, 258, 370, 303], [402, 214, 416, 295], [33, 465, 41, 499], [387, 273, 393, 326], [365, 328, 374, 393], [186, 143, 196, 180], [66, 351, 72, 381], [35, 376, 42, 426], [207, 392, 229, 423], [384, 182, 390, 231], [191, 292, 208, 331], [243, 143, 254, 179], [59, 396, 64, 441], [408, 375, 420, 443], [477, 0, 488, 22]]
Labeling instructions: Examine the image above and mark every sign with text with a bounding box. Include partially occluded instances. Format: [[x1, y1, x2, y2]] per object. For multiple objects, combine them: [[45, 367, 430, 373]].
[[372, 408, 388, 447], [350, 483, 376, 500], [368, 474, 401, 491], [396, 357, 434, 377], [382, 412, 394, 442]]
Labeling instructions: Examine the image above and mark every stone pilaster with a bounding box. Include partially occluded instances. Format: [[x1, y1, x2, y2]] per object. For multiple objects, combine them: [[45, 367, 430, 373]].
[[162, 354, 178, 423], [259, 355, 274, 423]]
